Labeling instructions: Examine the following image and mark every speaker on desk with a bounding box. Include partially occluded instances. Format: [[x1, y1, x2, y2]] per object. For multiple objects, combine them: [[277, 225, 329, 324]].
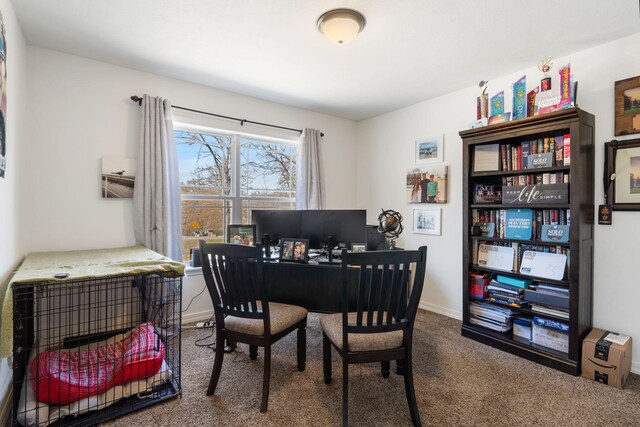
[[366, 225, 389, 251]]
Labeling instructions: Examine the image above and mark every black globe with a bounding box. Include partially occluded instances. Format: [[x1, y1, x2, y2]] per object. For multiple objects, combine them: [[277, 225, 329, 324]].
[[377, 209, 403, 239]]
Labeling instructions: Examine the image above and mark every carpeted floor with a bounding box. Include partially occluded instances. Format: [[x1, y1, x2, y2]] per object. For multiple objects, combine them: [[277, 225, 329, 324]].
[[103, 310, 640, 426]]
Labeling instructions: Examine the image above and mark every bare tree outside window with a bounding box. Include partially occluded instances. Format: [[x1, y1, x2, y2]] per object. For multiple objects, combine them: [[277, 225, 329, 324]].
[[175, 130, 296, 261]]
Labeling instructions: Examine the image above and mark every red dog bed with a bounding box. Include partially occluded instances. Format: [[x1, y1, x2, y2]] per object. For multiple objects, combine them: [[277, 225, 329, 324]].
[[31, 322, 165, 405]]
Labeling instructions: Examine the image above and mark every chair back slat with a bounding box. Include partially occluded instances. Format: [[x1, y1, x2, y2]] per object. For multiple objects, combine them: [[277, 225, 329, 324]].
[[355, 263, 368, 326], [365, 264, 379, 326], [199, 242, 267, 324], [375, 264, 389, 325], [341, 247, 427, 338]]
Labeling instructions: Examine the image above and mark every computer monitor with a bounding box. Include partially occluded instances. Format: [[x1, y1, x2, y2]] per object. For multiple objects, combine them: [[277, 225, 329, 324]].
[[251, 210, 302, 245], [300, 210, 367, 249]]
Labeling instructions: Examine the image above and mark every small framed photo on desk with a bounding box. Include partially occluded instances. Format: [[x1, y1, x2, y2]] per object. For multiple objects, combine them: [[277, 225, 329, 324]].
[[227, 224, 256, 245], [279, 238, 309, 263]]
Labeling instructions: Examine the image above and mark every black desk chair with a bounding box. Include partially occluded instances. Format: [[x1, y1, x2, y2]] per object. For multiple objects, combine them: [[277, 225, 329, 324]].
[[199, 242, 308, 412], [321, 247, 427, 426]]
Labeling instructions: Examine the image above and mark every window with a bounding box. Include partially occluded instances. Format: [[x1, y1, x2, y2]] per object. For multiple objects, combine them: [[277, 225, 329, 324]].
[[175, 127, 297, 261]]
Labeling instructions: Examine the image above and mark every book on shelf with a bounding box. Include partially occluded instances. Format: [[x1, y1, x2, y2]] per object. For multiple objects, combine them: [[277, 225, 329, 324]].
[[531, 304, 570, 319], [563, 134, 571, 166], [487, 282, 524, 296], [469, 301, 516, 332], [505, 209, 533, 240], [495, 275, 532, 288], [533, 316, 569, 332]]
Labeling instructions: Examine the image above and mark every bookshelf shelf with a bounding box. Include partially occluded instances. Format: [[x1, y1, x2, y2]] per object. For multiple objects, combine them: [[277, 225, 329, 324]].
[[470, 236, 570, 248], [470, 265, 570, 286], [460, 107, 595, 376], [470, 204, 570, 209], [471, 165, 570, 178]]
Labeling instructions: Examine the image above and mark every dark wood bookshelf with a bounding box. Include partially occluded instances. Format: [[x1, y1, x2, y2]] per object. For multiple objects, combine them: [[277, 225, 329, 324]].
[[460, 107, 594, 376]]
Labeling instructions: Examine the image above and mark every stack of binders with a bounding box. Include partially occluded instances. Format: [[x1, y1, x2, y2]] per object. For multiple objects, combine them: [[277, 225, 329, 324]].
[[469, 301, 517, 332]]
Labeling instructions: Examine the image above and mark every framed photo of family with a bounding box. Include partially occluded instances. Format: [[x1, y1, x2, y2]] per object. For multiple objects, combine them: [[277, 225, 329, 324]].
[[415, 135, 444, 164], [279, 238, 309, 263], [406, 164, 448, 204], [227, 224, 256, 245], [413, 208, 441, 235]]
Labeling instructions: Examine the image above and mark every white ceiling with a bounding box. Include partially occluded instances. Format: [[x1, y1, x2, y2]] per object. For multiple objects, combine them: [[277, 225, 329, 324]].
[[11, 0, 640, 121]]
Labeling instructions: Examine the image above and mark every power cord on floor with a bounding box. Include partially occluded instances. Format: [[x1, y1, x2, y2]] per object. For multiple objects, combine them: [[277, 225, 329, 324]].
[[182, 284, 207, 313]]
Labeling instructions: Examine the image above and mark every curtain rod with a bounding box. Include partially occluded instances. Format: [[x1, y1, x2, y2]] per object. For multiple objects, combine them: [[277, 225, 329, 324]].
[[129, 95, 324, 137]]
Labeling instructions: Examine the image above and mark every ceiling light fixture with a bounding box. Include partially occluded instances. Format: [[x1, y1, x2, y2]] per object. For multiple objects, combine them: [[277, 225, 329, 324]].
[[317, 9, 366, 45]]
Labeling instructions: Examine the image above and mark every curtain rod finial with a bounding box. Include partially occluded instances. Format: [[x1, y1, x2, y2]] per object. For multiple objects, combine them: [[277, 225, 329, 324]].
[[130, 95, 143, 106]]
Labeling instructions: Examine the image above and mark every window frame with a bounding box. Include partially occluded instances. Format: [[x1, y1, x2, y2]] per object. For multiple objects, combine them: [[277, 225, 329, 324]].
[[174, 123, 298, 228]]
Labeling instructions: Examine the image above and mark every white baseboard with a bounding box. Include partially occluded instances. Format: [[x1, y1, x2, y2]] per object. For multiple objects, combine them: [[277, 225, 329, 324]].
[[0, 384, 13, 426], [632, 361, 640, 375], [182, 309, 214, 325], [418, 301, 462, 321]]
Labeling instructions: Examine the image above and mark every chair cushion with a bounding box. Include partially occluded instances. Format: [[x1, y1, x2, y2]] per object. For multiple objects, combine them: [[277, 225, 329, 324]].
[[320, 312, 403, 352], [224, 302, 307, 336]]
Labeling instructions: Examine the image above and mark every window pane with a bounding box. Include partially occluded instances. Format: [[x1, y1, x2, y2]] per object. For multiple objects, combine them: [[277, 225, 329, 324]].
[[181, 200, 231, 262], [240, 138, 296, 198], [175, 130, 232, 197], [242, 200, 296, 224]]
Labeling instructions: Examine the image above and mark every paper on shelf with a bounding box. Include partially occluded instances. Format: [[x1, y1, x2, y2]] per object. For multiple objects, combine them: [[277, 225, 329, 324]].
[[519, 250, 566, 280], [478, 244, 514, 272]]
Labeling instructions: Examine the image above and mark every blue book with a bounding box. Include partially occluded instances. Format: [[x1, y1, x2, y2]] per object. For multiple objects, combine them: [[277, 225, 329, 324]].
[[512, 76, 526, 120], [505, 209, 533, 240], [496, 275, 532, 289], [533, 316, 569, 333], [490, 91, 504, 116]]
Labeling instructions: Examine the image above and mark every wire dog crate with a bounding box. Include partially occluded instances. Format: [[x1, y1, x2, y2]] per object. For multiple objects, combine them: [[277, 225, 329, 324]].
[[9, 248, 183, 427]]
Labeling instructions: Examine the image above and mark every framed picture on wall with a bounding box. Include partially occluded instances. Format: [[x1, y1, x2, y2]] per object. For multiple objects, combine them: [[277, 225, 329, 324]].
[[406, 164, 448, 204], [615, 75, 640, 136], [605, 138, 640, 210], [415, 135, 444, 164], [413, 208, 441, 235], [101, 157, 136, 198], [227, 224, 256, 245]]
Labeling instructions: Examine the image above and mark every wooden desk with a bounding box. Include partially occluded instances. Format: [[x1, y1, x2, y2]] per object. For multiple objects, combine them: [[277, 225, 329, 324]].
[[263, 261, 358, 313]]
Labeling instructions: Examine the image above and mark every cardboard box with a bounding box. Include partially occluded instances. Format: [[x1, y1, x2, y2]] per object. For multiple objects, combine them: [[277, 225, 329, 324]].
[[582, 328, 632, 388]]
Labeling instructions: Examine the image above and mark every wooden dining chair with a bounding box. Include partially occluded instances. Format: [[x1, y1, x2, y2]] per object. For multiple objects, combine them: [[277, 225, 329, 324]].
[[321, 246, 427, 427], [199, 241, 308, 412]]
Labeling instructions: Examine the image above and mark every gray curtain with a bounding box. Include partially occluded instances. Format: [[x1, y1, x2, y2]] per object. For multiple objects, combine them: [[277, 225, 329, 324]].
[[133, 94, 182, 261], [296, 128, 324, 209]]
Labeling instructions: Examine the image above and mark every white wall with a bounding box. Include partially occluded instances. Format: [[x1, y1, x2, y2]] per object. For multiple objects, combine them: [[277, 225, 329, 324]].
[[0, 0, 28, 419], [356, 32, 640, 373], [19, 46, 359, 340], [20, 46, 359, 255]]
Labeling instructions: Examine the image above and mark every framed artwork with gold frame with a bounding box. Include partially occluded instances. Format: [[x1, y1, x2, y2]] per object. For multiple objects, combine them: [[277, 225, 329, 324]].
[[614, 75, 640, 136]]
